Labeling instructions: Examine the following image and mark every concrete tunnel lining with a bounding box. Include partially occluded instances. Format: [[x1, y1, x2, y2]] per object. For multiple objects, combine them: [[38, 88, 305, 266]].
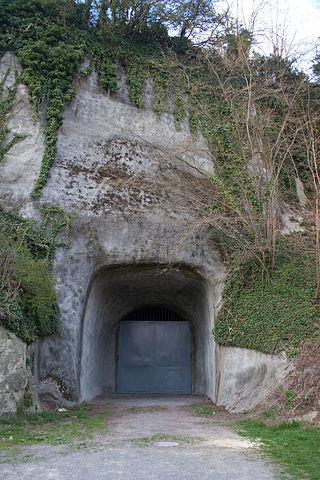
[[79, 265, 215, 401]]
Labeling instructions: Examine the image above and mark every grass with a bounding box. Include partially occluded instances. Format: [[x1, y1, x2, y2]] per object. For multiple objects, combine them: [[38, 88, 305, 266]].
[[0, 404, 111, 449], [189, 402, 219, 417], [237, 418, 320, 480], [260, 408, 277, 420], [124, 406, 167, 414], [0, 452, 42, 465]]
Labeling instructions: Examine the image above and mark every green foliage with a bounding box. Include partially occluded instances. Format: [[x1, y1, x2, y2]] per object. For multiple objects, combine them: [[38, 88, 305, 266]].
[[0, 206, 67, 343], [188, 97, 199, 133], [80, 0, 217, 39], [1, 0, 319, 358], [0, 68, 25, 162], [127, 61, 148, 109], [214, 239, 320, 354], [0, 404, 111, 448], [190, 402, 219, 417], [98, 55, 117, 93], [260, 408, 276, 419], [283, 390, 295, 402], [173, 90, 186, 125], [0, 0, 86, 196], [151, 61, 170, 117], [313, 53, 320, 80], [20, 40, 84, 197], [237, 419, 320, 480], [193, 44, 320, 355], [0, 0, 199, 194]]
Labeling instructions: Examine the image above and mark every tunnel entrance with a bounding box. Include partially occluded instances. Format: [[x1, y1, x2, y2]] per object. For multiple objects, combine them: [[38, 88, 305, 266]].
[[117, 306, 191, 394], [79, 265, 215, 401]]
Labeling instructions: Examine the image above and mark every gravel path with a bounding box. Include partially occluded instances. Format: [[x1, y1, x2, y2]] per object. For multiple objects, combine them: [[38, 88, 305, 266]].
[[0, 395, 280, 480]]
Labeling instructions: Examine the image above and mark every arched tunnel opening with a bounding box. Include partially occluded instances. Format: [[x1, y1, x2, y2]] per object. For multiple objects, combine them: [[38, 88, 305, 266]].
[[79, 265, 216, 401]]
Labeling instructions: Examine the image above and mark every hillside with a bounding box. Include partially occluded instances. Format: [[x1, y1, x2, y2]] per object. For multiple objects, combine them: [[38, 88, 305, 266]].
[[0, 0, 319, 416]]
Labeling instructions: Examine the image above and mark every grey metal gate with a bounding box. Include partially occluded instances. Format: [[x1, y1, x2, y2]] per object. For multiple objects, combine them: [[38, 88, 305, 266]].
[[117, 320, 191, 394]]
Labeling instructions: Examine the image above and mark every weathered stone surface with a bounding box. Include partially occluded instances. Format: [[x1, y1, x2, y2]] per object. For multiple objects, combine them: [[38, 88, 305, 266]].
[[0, 52, 44, 206], [0, 326, 27, 415], [216, 346, 292, 412], [34, 62, 224, 402], [0, 52, 292, 411]]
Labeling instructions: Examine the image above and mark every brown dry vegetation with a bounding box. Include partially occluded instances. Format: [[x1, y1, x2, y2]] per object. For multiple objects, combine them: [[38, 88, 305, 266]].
[[256, 342, 320, 424]]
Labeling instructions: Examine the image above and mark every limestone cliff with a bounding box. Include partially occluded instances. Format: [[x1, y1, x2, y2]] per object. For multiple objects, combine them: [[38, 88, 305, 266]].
[[0, 51, 293, 414]]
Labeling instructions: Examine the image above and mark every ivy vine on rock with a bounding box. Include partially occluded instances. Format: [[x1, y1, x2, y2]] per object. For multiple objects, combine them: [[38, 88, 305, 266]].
[[0, 0, 319, 353], [0, 205, 72, 343], [0, 68, 25, 162]]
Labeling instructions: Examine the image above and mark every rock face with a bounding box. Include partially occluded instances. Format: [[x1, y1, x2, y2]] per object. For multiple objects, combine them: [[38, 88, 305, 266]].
[[0, 52, 45, 205], [0, 52, 290, 411], [0, 327, 27, 415], [35, 64, 224, 402]]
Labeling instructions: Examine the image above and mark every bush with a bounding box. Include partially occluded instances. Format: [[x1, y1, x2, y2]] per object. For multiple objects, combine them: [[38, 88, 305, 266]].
[[214, 239, 320, 353], [0, 209, 60, 344]]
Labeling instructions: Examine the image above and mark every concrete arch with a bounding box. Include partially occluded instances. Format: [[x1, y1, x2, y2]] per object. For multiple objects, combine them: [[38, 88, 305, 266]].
[[79, 264, 216, 401]]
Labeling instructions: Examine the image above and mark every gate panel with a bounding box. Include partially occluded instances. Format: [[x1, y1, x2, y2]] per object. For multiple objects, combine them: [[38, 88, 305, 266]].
[[155, 322, 191, 393], [155, 322, 190, 366], [117, 366, 156, 393], [117, 320, 191, 394], [118, 321, 154, 365], [117, 321, 156, 393]]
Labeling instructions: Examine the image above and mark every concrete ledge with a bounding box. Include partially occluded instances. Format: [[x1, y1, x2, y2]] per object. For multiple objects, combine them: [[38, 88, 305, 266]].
[[216, 345, 292, 412]]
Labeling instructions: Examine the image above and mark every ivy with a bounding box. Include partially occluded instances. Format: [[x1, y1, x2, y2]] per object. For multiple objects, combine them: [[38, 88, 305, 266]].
[[17, 40, 84, 197], [0, 68, 25, 162], [188, 97, 199, 134], [173, 92, 186, 126], [1, 0, 319, 355], [127, 62, 149, 109], [209, 176, 240, 212], [0, 1, 196, 194], [37, 205, 70, 261], [214, 238, 320, 354], [150, 59, 170, 117], [0, 205, 70, 343], [99, 56, 117, 94]]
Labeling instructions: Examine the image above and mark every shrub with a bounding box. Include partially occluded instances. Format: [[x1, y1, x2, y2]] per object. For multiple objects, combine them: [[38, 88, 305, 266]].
[[0, 208, 60, 343]]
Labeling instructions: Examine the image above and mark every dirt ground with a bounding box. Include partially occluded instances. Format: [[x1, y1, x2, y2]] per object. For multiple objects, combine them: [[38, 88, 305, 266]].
[[257, 342, 320, 424], [1, 342, 319, 479], [0, 395, 281, 480]]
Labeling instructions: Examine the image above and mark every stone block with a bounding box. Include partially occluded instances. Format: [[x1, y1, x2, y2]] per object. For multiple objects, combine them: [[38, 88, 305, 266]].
[[0, 327, 27, 415]]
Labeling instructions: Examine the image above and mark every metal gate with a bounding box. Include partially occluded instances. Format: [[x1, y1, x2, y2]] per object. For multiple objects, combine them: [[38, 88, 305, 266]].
[[116, 319, 191, 394]]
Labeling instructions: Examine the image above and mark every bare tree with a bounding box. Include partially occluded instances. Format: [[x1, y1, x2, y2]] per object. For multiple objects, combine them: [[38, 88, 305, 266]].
[[301, 94, 320, 297], [185, 29, 310, 271]]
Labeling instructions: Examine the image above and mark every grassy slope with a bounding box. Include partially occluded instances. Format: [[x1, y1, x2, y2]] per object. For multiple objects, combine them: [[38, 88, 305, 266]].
[[238, 418, 320, 480]]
